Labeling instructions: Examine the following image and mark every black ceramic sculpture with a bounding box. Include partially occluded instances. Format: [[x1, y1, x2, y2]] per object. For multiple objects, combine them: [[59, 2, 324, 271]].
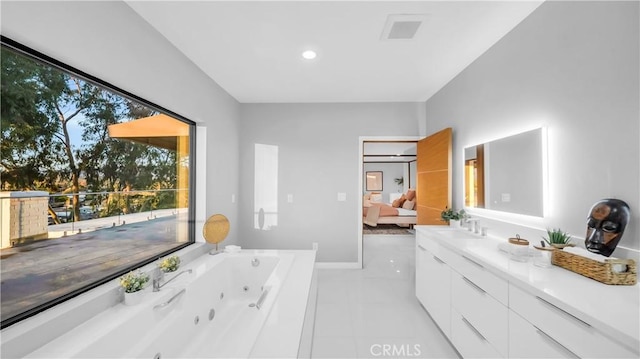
[[585, 199, 630, 257]]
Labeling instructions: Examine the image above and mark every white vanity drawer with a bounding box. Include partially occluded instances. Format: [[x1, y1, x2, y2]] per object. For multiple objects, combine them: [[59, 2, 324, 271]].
[[451, 308, 503, 359], [416, 233, 457, 265], [509, 284, 638, 358], [416, 234, 437, 255], [446, 250, 508, 305], [417, 245, 451, 338], [509, 309, 579, 358], [451, 272, 508, 357]]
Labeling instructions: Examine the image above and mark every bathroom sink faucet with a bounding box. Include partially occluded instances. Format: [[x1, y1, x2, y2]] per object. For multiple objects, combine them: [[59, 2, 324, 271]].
[[152, 269, 192, 292], [465, 218, 479, 233]]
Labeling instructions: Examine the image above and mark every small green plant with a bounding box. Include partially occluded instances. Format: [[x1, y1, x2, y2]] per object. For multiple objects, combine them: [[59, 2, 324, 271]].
[[158, 255, 181, 273], [441, 207, 466, 222], [394, 177, 404, 192], [120, 270, 150, 293], [543, 228, 572, 245]]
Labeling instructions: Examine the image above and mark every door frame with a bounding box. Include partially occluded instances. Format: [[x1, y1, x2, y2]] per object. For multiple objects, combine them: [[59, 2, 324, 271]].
[[358, 135, 422, 269]]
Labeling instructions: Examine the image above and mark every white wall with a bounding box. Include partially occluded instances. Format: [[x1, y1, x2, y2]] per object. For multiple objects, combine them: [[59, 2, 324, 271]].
[[424, 1, 639, 253], [0, 1, 241, 244], [238, 103, 422, 262], [408, 161, 417, 190]]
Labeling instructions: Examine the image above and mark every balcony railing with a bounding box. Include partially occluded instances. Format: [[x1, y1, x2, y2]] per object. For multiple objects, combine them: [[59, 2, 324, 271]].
[[0, 189, 187, 248], [0, 188, 191, 327]]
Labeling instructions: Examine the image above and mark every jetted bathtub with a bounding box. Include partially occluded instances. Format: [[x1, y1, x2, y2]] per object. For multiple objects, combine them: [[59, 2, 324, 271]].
[[19, 249, 316, 359]]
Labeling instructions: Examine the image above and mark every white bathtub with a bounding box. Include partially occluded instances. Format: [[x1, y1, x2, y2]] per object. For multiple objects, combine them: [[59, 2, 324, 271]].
[[20, 250, 316, 359]]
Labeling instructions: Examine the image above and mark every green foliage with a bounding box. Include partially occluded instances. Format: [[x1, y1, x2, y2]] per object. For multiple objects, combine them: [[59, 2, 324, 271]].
[[158, 255, 181, 273], [543, 228, 572, 245], [1, 44, 180, 216], [1, 47, 63, 189], [441, 207, 466, 221], [120, 270, 150, 293]]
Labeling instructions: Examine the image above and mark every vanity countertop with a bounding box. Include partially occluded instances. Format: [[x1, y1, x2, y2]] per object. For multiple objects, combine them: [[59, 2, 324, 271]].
[[416, 225, 640, 354]]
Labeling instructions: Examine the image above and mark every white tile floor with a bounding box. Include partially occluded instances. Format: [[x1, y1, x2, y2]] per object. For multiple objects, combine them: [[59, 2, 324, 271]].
[[311, 234, 460, 359]]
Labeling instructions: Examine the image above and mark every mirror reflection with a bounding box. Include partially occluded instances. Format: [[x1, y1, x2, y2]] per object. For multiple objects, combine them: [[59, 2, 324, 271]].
[[465, 128, 544, 217]]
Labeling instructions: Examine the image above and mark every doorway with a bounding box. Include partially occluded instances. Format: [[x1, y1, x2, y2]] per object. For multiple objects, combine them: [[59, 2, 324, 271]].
[[358, 136, 420, 269]]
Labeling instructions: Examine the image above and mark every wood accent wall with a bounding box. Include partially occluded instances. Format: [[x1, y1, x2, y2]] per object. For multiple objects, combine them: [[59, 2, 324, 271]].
[[417, 128, 452, 225], [475, 144, 485, 207]]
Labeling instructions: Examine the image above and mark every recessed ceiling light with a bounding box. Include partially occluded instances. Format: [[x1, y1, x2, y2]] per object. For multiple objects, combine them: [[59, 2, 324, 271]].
[[302, 50, 317, 60]]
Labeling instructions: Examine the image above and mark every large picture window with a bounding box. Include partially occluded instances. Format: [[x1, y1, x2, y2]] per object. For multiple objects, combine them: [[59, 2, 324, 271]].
[[0, 37, 195, 328]]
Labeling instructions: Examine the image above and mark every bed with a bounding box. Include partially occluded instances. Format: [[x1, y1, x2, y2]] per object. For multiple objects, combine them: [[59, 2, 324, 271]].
[[363, 189, 417, 227]]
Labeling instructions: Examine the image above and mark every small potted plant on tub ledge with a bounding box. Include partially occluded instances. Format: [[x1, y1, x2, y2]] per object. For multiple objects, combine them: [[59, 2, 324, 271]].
[[120, 270, 150, 305], [158, 255, 181, 273]]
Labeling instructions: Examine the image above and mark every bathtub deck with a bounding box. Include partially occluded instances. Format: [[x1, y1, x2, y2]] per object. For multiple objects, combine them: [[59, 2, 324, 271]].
[[9, 249, 317, 359]]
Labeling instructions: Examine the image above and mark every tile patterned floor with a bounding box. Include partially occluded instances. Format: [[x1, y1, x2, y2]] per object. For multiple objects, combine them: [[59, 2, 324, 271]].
[[311, 234, 459, 359]]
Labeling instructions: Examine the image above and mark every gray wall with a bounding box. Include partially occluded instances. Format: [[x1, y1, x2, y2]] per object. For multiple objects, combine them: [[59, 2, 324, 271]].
[[238, 103, 422, 262], [424, 1, 640, 251], [0, 1, 241, 244]]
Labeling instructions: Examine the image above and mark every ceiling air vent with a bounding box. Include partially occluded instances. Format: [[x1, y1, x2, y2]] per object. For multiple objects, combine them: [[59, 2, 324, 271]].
[[381, 14, 426, 40]]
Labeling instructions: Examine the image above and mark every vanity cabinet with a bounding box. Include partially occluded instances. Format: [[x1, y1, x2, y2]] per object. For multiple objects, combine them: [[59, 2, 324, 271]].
[[415, 226, 640, 359], [416, 229, 508, 358], [508, 309, 578, 359], [509, 284, 638, 359], [416, 237, 451, 337], [451, 308, 502, 358], [451, 271, 507, 357]]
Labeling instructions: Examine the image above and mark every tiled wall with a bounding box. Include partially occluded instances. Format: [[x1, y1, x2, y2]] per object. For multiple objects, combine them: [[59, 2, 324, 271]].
[[0, 192, 48, 248]]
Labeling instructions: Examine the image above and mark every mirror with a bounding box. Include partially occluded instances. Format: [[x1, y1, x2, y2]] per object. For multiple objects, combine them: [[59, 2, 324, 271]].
[[464, 128, 545, 217]]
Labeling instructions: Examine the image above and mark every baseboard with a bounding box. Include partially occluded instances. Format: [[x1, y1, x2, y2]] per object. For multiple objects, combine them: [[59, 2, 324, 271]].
[[315, 262, 361, 269]]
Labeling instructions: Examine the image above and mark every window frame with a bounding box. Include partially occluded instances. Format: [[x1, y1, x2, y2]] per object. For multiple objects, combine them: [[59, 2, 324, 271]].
[[0, 36, 197, 329]]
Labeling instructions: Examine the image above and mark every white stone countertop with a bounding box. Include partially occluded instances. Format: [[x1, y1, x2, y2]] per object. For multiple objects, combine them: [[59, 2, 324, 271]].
[[416, 225, 640, 354]]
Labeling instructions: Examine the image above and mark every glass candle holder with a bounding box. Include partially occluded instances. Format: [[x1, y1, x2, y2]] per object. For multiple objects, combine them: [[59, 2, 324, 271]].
[[533, 247, 553, 268]]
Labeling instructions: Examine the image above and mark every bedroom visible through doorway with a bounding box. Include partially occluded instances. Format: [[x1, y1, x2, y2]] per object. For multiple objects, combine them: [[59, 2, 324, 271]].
[[361, 140, 418, 259]]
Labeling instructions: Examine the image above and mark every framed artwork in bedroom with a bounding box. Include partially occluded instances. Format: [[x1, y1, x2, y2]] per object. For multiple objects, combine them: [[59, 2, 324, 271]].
[[366, 171, 383, 191]]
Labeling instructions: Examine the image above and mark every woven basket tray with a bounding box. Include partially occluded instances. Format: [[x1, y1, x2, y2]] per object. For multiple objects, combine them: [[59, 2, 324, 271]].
[[551, 249, 637, 285]]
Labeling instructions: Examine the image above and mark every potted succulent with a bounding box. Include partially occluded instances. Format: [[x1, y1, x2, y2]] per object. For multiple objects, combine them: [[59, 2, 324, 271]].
[[542, 228, 574, 249], [120, 270, 150, 305], [158, 255, 181, 273], [441, 207, 466, 227]]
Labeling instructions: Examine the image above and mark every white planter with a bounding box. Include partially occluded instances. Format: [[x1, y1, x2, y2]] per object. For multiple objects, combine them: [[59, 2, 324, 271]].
[[123, 291, 144, 306], [450, 220, 461, 228]]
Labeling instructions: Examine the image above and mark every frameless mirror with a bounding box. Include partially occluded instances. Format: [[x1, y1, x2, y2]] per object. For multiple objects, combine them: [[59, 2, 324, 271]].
[[464, 128, 545, 217]]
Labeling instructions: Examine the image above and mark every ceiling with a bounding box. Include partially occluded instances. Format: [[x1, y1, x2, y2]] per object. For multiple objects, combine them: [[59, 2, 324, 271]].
[[126, 1, 543, 103], [364, 142, 416, 163]]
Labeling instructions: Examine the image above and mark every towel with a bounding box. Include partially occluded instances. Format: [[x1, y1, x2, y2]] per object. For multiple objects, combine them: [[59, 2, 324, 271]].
[[224, 245, 241, 253]]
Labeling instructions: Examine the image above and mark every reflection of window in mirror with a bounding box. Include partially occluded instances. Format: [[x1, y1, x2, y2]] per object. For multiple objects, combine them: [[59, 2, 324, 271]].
[[366, 171, 383, 191], [464, 128, 545, 217], [465, 144, 484, 208]]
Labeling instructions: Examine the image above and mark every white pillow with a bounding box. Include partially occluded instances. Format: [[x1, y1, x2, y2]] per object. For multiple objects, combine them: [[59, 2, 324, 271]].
[[370, 193, 382, 203]]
